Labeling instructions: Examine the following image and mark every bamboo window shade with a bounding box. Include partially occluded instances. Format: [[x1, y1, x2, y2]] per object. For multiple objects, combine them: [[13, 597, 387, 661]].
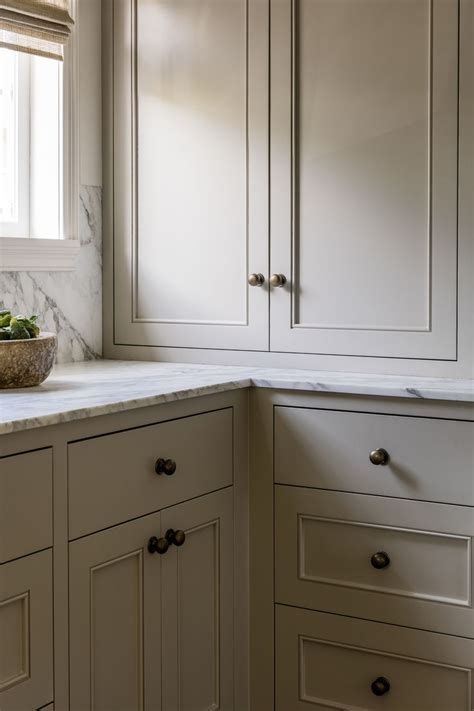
[[0, 0, 73, 60]]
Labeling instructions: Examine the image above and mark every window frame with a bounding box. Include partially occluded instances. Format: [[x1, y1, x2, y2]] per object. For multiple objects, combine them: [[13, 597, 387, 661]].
[[0, 0, 79, 272]]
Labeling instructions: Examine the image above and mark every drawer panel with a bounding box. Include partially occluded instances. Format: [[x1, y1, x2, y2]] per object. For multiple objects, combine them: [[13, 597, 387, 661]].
[[275, 486, 474, 637], [276, 605, 474, 711], [0, 449, 53, 563], [274, 407, 474, 505], [69, 408, 233, 539], [0, 550, 53, 711]]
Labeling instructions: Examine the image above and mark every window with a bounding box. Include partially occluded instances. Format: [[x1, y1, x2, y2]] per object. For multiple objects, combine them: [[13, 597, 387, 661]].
[[0, 0, 78, 271]]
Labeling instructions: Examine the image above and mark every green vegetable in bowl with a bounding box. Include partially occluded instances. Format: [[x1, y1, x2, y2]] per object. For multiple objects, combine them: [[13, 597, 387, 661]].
[[0, 312, 41, 340]]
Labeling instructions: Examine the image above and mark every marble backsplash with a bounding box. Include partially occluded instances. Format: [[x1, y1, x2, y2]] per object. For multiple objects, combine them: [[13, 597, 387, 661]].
[[0, 185, 102, 363]]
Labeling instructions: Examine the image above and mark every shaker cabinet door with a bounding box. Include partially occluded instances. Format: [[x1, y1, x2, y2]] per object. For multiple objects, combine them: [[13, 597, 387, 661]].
[[112, 0, 269, 351], [270, 0, 459, 359], [69, 513, 162, 711], [161, 488, 234, 711]]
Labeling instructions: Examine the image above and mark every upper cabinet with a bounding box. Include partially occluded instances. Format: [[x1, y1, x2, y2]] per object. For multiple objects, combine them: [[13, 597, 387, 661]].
[[270, 0, 459, 359], [111, 0, 270, 350], [105, 0, 471, 371]]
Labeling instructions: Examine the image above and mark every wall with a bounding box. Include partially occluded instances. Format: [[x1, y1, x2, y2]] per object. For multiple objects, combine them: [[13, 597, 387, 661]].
[[0, 0, 102, 363]]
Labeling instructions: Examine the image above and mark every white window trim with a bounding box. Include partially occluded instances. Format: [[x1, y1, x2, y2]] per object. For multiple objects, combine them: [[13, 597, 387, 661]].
[[0, 0, 80, 272]]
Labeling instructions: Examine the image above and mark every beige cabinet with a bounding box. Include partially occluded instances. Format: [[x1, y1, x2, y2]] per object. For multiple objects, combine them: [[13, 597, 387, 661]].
[[110, 0, 269, 351], [270, 0, 459, 359], [69, 488, 234, 711], [276, 605, 474, 711], [0, 550, 53, 711]]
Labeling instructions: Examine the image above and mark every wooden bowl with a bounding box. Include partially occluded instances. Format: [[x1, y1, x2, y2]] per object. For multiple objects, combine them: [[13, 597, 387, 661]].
[[0, 332, 57, 388]]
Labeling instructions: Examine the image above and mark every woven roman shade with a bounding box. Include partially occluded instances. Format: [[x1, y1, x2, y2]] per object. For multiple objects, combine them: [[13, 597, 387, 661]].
[[0, 0, 73, 60]]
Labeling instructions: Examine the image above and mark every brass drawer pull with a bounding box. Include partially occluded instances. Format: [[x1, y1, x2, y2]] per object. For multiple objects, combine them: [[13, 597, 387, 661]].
[[371, 551, 390, 569], [269, 273, 287, 288], [369, 448, 389, 466], [155, 458, 177, 476], [371, 676, 390, 696], [248, 273, 265, 287]]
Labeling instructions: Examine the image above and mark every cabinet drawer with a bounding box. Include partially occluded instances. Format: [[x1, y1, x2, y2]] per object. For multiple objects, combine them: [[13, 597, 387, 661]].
[[0, 550, 53, 711], [276, 605, 474, 711], [0, 449, 53, 563], [275, 486, 474, 637], [68, 408, 233, 538], [274, 407, 474, 505]]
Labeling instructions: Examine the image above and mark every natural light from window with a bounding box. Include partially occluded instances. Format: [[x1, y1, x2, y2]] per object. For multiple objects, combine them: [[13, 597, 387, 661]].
[[0, 47, 63, 240]]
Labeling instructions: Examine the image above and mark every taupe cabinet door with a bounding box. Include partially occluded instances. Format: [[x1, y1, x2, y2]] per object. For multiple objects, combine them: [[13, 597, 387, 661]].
[[69, 513, 162, 711], [112, 0, 269, 350], [69, 489, 234, 711], [161, 488, 234, 711], [270, 0, 459, 359]]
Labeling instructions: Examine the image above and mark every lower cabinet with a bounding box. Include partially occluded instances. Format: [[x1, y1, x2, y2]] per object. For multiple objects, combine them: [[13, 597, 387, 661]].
[[276, 605, 474, 711], [0, 550, 53, 711], [69, 487, 234, 711]]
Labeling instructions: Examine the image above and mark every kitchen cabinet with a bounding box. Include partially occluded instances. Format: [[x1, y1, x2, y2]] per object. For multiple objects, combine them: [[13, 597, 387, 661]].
[[69, 488, 233, 711], [104, 0, 472, 373], [110, 0, 269, 351], [0, 551, 53, 711]]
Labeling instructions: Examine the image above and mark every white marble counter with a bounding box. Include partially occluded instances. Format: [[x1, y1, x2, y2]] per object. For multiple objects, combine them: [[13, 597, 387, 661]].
[[0, 360, 472, 435]]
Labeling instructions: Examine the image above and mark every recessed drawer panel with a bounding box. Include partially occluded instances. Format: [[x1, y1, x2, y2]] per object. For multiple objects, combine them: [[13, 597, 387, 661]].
[[276, 605, 474, 711], [275, 486, 474, 637], [0, 550, 53, 711], [0, 449, 53, 563], [68, 408, 233, 539], [274, 407, 474, 505]]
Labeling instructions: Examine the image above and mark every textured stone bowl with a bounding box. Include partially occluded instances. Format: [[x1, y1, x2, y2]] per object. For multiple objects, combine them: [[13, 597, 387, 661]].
[[0, 333, 57, 389]]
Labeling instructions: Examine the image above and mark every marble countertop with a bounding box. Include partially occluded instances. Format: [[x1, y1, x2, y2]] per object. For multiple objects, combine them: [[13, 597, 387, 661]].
[[0, 360, 472, 435]]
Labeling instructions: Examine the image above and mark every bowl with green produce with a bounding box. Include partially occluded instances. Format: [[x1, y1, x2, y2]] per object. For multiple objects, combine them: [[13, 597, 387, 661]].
[[0, 311, 57, 388]]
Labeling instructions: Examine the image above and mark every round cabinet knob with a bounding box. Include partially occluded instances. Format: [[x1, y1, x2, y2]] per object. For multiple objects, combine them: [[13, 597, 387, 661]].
[[369, 448, 389, 466], [148, 536, 169, 555], [371, 676, 391, 696], [155, 458, 177, 476], [371, 551, 390, 569], [248, 273, 265, 287], [269, 273, 287, 288], [165, 528, 186, 547]]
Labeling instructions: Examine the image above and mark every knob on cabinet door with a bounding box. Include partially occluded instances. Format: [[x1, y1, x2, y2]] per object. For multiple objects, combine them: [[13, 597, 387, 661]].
[[371, 551, 390, 569], [371, 677, 391, 696], [148, 536, 169, 555], [269, 273, 287, 288], [155, 458, 177, 476], [369, 448, 389, 466], [166, 528, 186, 547], [248, 273, 265, 287]]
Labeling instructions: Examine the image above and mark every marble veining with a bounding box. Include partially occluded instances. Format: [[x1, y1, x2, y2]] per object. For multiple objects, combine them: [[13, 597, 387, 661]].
[[0, 186, 102, 363], [0, 360, 472, 435]]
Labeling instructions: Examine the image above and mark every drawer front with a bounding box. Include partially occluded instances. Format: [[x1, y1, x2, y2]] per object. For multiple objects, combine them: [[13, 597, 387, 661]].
[[276, 605, 474, 711], [275, 486, 474, 637], [0, 550, 53, 711], [274, 407, 474, 505], [0, 449, 53, 563], [69, 408, 233, 539]]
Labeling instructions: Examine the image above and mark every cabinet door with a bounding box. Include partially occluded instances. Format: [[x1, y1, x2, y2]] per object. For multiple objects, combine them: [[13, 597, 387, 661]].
[[270, 0, 459, 359], [0, 550, 53, 711], [69, 513, 162, 711], [112, 0, 269, 351], [161, 488, 234, 711]]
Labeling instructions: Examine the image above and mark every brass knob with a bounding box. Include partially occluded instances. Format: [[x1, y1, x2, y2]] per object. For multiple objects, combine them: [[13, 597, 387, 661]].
[[165, 528, 186, 547], [369, 448, 389, 466], [371, 551, 390, 569], [269, 273, 287, 288], [148, 536, 169, 555], [155, 458, 177, 476], [248, 273, 265, 287], [371, 677, 390, 696]]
